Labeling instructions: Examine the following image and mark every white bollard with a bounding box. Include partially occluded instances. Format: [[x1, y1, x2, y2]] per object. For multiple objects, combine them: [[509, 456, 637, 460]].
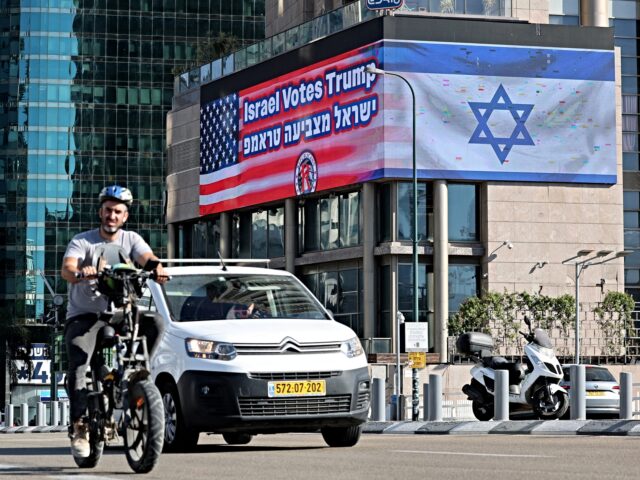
[[61, 400, 69, 426], [51, 401, 60, 426], [21, 403, 29, 427], [36, 402, 46, 426], [4, 404, 14, 427]]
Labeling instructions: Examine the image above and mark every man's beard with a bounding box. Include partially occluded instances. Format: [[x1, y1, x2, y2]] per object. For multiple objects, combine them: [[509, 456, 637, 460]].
[[101, 224, 121, 234]]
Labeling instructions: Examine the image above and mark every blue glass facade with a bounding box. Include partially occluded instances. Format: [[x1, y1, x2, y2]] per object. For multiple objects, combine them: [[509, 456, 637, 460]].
[[0, 1, 265, 328]]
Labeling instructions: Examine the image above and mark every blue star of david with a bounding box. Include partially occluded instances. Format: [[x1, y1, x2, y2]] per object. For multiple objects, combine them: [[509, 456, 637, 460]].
[[468, 84, 535, 164]]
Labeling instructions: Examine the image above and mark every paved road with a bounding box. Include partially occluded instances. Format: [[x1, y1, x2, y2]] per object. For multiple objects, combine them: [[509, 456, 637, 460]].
[[0, 432, 638, 479]]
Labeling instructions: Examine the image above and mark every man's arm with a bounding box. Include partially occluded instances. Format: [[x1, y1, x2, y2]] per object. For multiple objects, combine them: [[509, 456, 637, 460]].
[[61, 256, 96, 284], [137, 251, 168, 284]]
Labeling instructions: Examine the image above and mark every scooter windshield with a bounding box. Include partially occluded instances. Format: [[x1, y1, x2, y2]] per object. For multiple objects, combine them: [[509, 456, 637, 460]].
[[533, 328, 553, 349]]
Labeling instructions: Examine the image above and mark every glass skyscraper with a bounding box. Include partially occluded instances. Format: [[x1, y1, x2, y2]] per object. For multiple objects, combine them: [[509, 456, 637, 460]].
[[0, 1, 265, 332]]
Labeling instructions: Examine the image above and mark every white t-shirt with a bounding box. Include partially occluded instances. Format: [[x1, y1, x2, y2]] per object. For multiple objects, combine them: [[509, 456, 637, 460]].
[[64, 228, 152, 319]]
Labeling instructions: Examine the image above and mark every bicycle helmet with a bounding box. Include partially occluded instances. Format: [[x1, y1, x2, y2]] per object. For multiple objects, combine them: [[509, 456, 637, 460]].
[[99, 185, 133, 207]]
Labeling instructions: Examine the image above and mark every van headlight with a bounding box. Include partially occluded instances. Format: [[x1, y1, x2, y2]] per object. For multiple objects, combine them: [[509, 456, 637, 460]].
[[185, 338, 237, 360], [341, 337, 364, 358]]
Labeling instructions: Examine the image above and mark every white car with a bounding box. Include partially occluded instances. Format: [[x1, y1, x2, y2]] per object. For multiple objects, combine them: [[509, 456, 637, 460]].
[[560, 365, 620, 417], [142, 262, 370, 451]]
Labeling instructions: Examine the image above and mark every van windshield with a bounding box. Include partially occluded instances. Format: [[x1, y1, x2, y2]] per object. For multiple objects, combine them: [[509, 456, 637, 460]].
[[163, 274, 330, 322]]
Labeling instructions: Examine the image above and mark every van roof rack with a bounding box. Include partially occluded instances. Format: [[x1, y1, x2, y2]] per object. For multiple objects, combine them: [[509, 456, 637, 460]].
[[159, 258, 271, 267]]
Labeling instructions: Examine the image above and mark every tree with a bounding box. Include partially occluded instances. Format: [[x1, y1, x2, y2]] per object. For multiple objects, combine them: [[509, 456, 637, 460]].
[[196, 31, 240, 65], [172, 32, 241, 76], [593, 291, 636, 357]]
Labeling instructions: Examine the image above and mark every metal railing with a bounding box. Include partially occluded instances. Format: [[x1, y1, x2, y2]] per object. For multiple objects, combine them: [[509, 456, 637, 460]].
[[173, 0, 513, 100]]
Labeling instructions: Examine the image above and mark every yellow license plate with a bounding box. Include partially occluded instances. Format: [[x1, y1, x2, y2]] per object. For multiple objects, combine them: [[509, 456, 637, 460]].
[[587, 391, 605, 396], [268, 380, 326, 397]]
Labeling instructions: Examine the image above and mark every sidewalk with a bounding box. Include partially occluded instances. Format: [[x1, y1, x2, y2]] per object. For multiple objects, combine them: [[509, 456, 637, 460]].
[[2, 419, 640, 436]]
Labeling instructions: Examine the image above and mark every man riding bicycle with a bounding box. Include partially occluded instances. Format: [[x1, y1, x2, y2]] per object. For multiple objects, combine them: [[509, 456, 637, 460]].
[[61, 185, 167, 460]]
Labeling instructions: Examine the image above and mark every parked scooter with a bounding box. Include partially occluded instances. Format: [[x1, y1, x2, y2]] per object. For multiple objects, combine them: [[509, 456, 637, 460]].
[[457, 316, 569, 420]]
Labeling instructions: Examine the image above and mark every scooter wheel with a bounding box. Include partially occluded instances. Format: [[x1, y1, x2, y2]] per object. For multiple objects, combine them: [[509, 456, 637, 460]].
[[472, 400, 494, 421], [532, 389, 569, 419]]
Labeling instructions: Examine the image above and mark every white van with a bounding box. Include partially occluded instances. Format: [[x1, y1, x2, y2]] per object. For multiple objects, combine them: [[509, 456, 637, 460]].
[[143, 261, 370, 451]]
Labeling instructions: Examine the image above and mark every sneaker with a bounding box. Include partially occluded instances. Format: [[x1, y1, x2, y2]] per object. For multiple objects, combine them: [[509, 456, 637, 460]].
[[70, 420, 90, 458]]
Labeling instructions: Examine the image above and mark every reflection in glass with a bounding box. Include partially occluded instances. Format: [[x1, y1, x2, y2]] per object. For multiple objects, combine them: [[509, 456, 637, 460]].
[[251, 210, 268, 258], [268, 207, 284, 258], [397, 182, 427, 241], [448, 184, 477, 241], [398, 263, 428, 322], [320, 196, 339, 250], [449, 265, 479, 313], [303, 267, 363, 337]]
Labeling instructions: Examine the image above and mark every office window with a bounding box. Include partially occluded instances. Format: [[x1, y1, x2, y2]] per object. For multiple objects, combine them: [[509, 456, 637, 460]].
[[448, 184, 478, 241], [299, 191, 360, 252]]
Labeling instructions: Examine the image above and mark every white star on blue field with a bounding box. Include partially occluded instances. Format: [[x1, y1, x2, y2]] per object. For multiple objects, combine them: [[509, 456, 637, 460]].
[[468, 84, 535, 164]]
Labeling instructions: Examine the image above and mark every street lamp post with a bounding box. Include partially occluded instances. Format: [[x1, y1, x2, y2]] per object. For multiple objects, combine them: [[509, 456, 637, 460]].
[[563, 249, 631, 364], [366, 65, 420, 420]]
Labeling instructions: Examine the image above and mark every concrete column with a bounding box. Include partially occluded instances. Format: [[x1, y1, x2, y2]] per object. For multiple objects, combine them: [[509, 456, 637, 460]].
[[219, 212, 232, 258], [362, 183, 376, 339], [433, 180, 448, 362], [166, 223, 176, 259], [580, 0, 608, 27], [284, 198, 297, 274]]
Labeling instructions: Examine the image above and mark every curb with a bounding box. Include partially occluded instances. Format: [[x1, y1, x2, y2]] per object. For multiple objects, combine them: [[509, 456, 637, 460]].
[[0, 425, 68, 434], [2, 420, 639, 436], [362, 419, 640, 436]]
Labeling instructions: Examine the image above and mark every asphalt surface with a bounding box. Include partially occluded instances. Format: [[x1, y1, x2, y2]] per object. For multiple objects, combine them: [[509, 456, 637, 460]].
[[2, 419, 640, 436]]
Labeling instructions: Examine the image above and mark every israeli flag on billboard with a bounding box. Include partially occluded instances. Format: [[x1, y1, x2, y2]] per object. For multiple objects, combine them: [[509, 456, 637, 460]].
[[378, 41, 616, 184]]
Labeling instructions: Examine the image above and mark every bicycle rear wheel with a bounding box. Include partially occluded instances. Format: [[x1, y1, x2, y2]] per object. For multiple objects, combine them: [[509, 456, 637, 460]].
[[124, 379, 164, 474]]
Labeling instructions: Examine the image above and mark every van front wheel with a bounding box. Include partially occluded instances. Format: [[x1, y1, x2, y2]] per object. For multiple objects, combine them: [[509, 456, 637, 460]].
[[321, 425, 362, 447], [159, 381, 199, 452]]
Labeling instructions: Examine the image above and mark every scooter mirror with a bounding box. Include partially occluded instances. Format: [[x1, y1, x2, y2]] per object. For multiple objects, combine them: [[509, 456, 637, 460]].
[[524, 316, 531, 327]]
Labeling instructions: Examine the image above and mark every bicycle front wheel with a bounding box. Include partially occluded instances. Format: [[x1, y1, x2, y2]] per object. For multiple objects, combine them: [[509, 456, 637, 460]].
[[124, 379, 164, 474]]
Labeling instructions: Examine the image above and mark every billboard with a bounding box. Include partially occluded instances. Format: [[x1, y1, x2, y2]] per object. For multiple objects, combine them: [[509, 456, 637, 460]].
[[200, 40, 616, 215]]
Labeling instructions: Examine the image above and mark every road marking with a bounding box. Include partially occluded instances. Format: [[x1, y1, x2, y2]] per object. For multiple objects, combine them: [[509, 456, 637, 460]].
[[393, 450, 555, 458], [0, 463, 118, 479], [52, 476, 120, 480]]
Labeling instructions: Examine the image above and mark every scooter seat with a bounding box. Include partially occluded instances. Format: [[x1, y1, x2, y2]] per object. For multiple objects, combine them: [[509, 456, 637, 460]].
[[482, 356, 526, 385]]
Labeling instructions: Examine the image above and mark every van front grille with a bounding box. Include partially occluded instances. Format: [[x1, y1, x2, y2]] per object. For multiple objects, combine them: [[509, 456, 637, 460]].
[[249, 371, 342, 381], [239, 395, 352, 416], [235, 338, 342, 355], [356, 391, 370, 410]]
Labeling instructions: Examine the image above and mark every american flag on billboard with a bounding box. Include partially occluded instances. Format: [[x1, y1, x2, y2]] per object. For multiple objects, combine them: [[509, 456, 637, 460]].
[[200, 93, 239, 175], [199, 46, 385, 216]]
